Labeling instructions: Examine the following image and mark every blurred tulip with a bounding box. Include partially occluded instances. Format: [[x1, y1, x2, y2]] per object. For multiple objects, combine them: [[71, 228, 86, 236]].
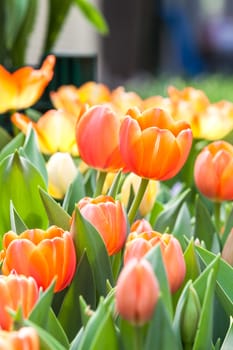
[[115, 258, 159, 325], [50, 85, 86, 120], [0, 273, 39, 330], [0, 327, 39, 350], [11, 109, 78, 155], [77, 81, 111, 105], [110, 86, 143, 115], [194, 141, 233, 201], [76, 105, 125, 172], [0, 55, 55, 113], [46, 152, 77, 199], [0, 226, 76, 292], [130, 219, 152, 233], [119, 107, 192, 181], [77, 195, 127, 255], [121, 173, 159, 216], [124, 231, 186, 293]]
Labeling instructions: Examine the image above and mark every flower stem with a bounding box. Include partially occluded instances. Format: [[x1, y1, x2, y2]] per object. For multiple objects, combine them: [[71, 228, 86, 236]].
[[213, 201, 221, 234], [134, 325, 143, 350], [94, 171, 107, 197], [128, 177, 149, 225]]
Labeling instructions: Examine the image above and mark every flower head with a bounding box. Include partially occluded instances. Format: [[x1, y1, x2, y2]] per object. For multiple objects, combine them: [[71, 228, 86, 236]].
[[0, 327, 39, 349], [119, 107, 192, 181], [0, 55, 55, 113], [194, 140, 233, 201], [115, 258, 159, 325], [0, 226, 76, 292]]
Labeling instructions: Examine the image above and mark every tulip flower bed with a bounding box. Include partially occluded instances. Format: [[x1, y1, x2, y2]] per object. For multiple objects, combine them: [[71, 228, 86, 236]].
[[0, 56, 232, 349]]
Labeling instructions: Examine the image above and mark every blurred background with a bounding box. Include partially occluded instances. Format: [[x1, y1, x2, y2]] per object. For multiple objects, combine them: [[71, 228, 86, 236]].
[[7, 0, 233, 90]]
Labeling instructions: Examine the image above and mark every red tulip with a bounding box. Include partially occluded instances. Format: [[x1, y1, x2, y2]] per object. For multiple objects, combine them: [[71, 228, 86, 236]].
[[77, 195, 127, 255], [124, 231, 186, 293], [0, 327, 39, 349], [115, 258, 159, 325], [194, 140, 233, 201], [0, 55, 55, 113], [0, 226, 76, 292], [0, 273, 39, 330], [76, 105, 125, 172], [119, 107, 192, 180]]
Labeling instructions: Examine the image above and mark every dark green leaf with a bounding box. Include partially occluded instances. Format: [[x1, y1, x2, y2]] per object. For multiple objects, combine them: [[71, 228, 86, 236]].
[[221, 318, 233, 350], [0, 132, 24, 162], [62, 171, 86, 215], [0, 126, 11, 150], [39, 187, 71, 230], [58, 251, 96, 341]]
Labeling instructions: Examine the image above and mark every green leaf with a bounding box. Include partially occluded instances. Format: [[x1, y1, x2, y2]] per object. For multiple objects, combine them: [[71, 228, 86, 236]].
[[39, 187, 71, 230], [196, 246, 233, 316], [29, 279, 56, 326], [0, 126, 11, 150], [72, 207, 114, 297], [0, 151, 48, 241], [24, 319, 68, 350], [183, 239, 201, 285], [43, 0, 74, 53], [173, 203, 192, 248], [58, 251, 96, 341], [22, 125, 48, 185], [77, 299, 118, 350], [9, 0, 38, 67], [62, 171, 86, 215], [107, 171, 123, 198], [146, 245, 173, 318], [221, 317, 233, 350], [74, 0, 109, 35], [193, 269, 217, 350], [194, 196, 216, 250], [0, 132, 24, 162], [47, 308, 70, 349], [221, 206, 233, 245], [154, 188, 191, 233], [148, 200, 164, 228], [10, 201, 28, 233], [144, 297, 182, 350]]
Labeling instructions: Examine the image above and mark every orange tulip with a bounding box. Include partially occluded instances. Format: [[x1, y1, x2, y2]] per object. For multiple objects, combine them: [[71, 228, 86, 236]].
[[77, 81, 111, 105], [110, 86, 143, 115], [0, 226, 76, 292], [76, 105, 125, 172], [194, 141, 233, 201], [0, 55, 55, 113], [0, 273, 39, 330], [0, 327, 39, 350], [119, 107, 193, 181], [115, 258, 159, 325], [130, 219, 153, 234], [77, 195, 127, 255], [124, 231, 186, 293], [11, 109, 78, 155]]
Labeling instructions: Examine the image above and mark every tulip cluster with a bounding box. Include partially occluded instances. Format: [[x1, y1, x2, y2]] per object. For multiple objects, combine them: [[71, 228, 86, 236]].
[[0, 57, 232, 349]]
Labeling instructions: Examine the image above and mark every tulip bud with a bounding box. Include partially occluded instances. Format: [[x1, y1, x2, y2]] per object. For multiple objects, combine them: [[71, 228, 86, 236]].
[[46, 152, 77, 199], [180, 285, 201, 346], [115, 258, 159, 325]]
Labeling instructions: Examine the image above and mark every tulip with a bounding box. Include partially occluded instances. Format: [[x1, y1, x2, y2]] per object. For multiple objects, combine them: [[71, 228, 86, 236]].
[[115, 258, 159, 325], [77, 195, 127, 255], [0, 273, 39, 330], [0, 55, 55, 113], [0, 327, 39, 350], [121, 173, 159, 216], [124, 231, 186, 293], [194, 141, 233, 201], [46, 152, 78, 199], [0, 226, 76, 292], [130, 218, 152, 234], [77, 81, 111, 105], [76, 105, 125, 172], [119, 107, 192, 181], [11, 109, 78, 155], [110, 86, 143, 115]]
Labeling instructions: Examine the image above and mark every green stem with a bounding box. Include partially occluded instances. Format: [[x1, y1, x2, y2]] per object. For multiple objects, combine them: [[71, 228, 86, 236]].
[[213, 201, 221, 234], [128, 177, 149, 225], [134, 325, 143, 350], [94, 171, 107, 197]]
